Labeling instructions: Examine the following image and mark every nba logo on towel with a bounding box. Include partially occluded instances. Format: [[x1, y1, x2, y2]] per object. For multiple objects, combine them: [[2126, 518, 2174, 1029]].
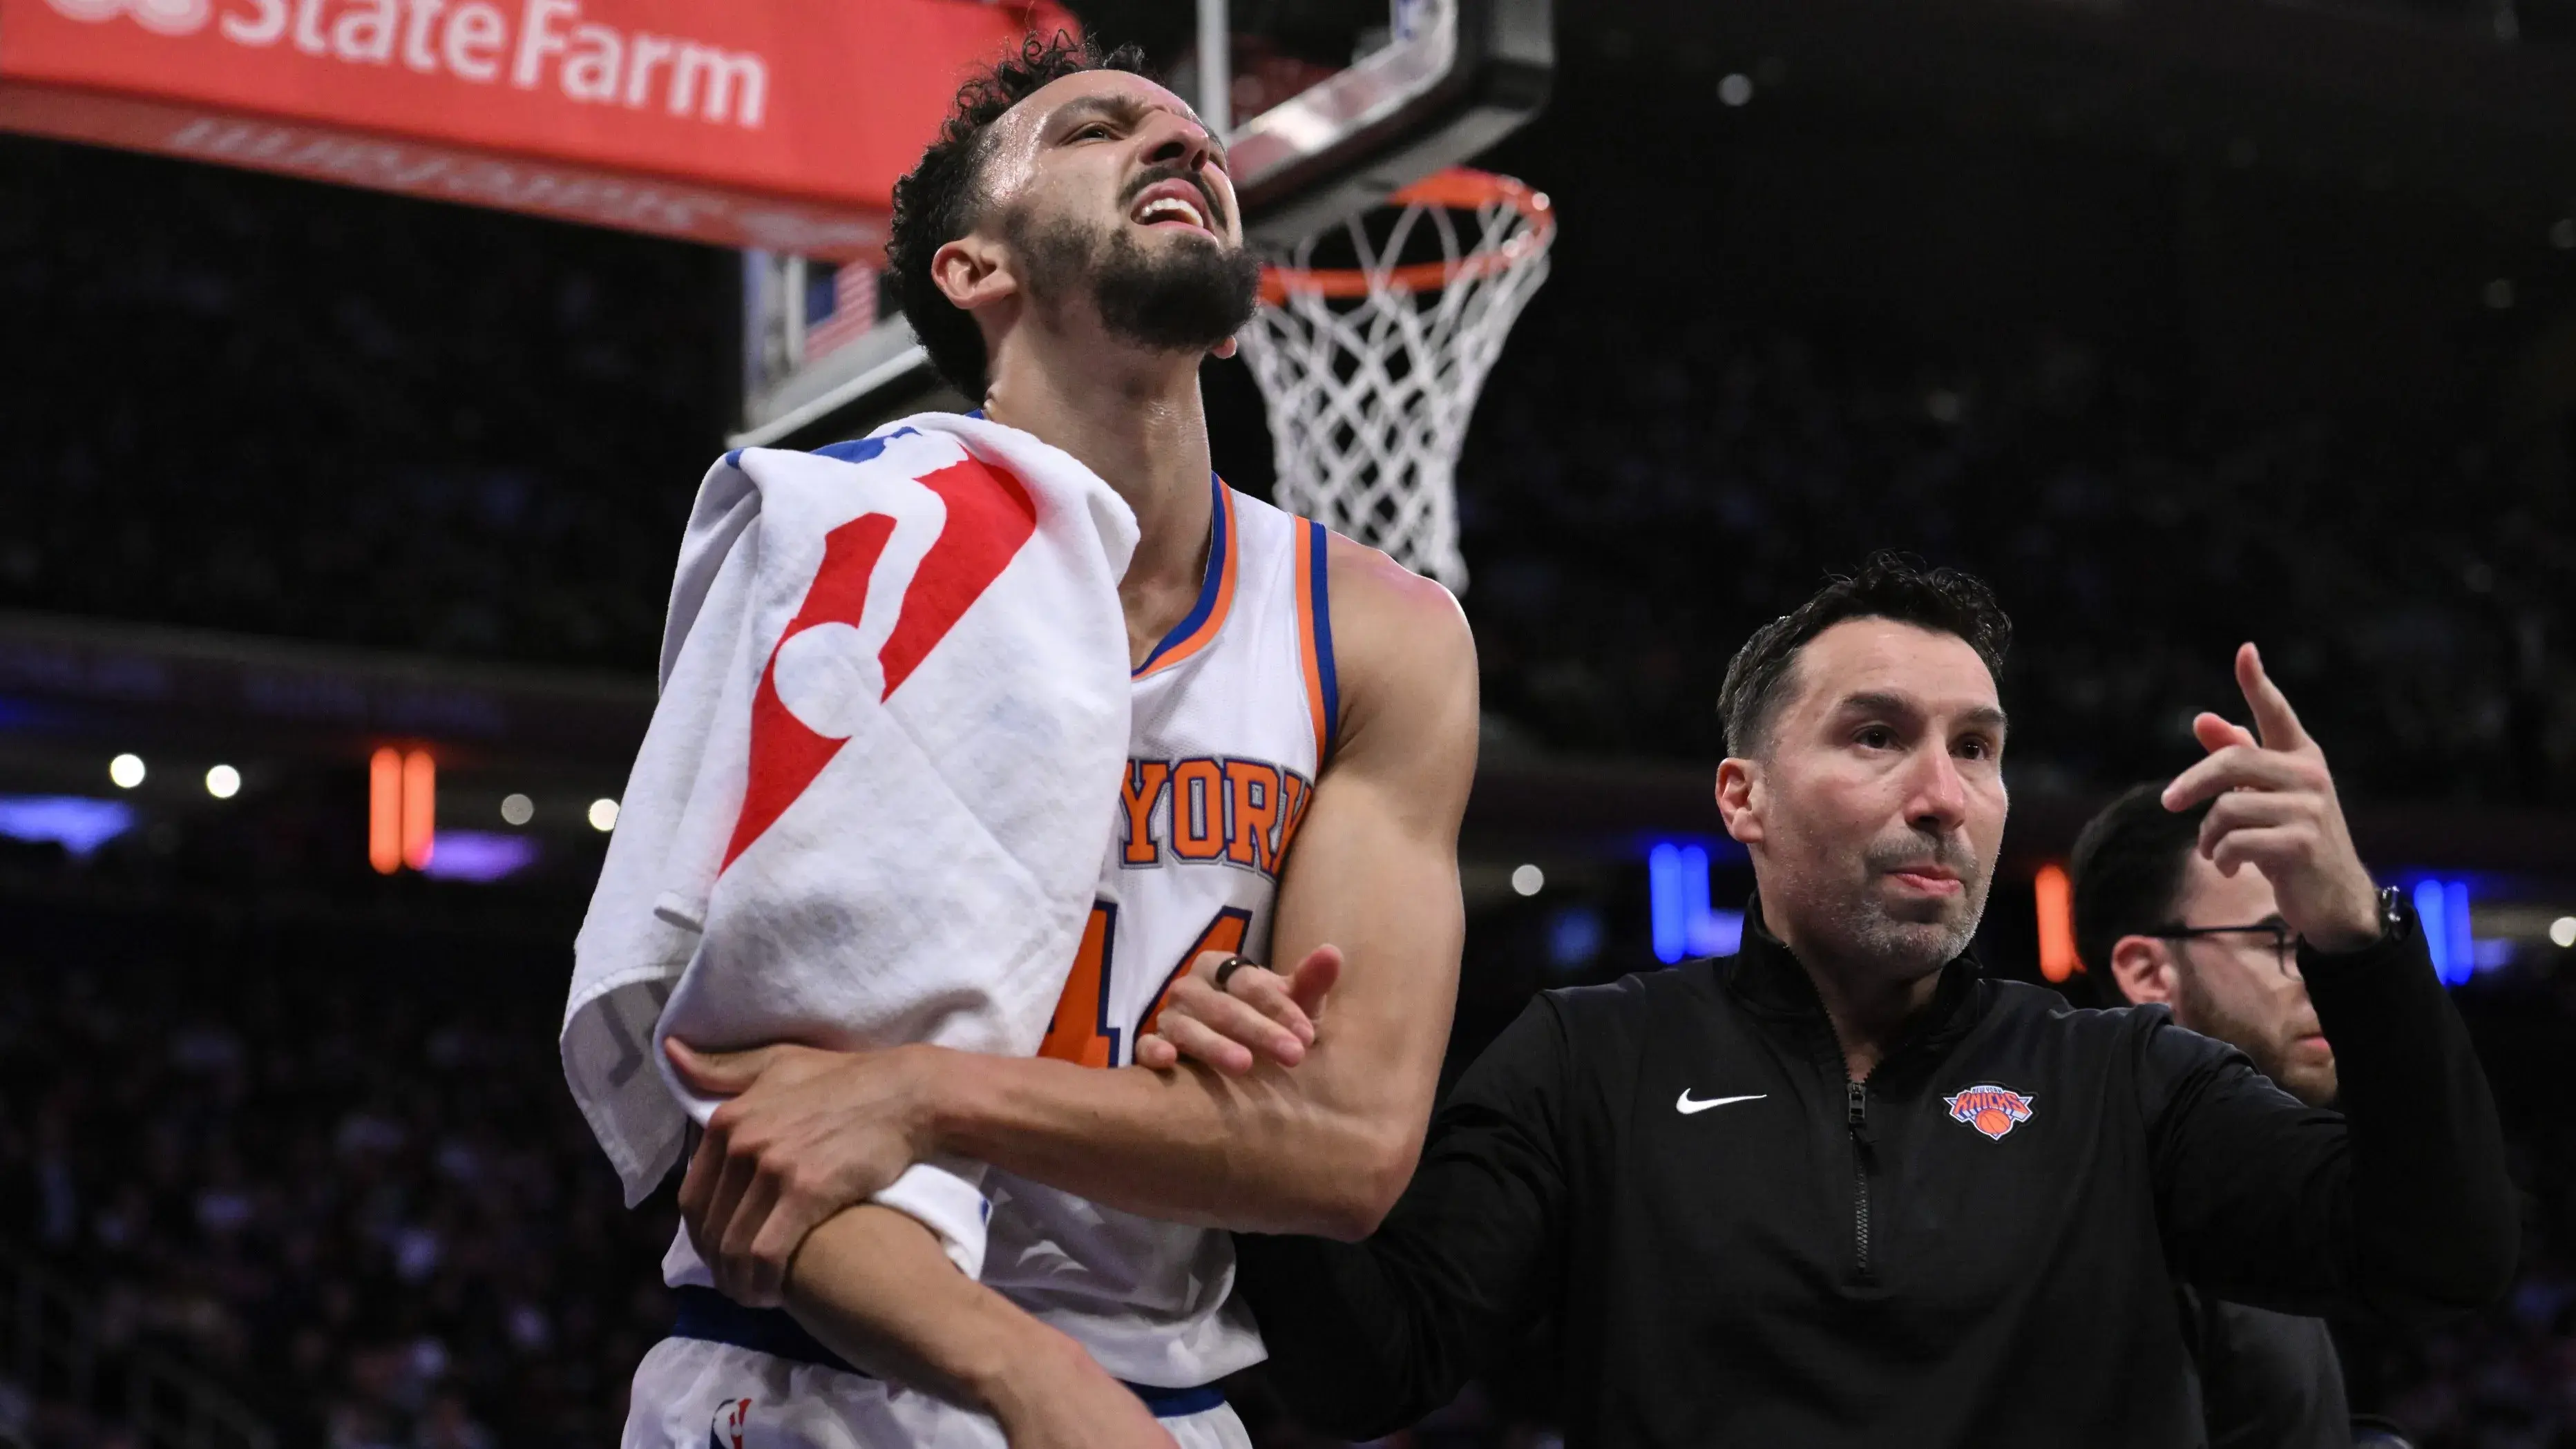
[[709, 1397, 753, 1449], [723, 452, 1039, 870], [1944, 1084, 2035, 1141]]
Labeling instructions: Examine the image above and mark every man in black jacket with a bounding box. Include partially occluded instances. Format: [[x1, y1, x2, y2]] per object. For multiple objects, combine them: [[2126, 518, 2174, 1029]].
[[2072, 781, 2358, 1449], [1213, 557, 2515, 1447]]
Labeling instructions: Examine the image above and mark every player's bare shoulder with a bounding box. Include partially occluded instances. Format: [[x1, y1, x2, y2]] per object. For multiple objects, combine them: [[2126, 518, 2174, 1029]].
[[1320, 531, 1478, 778]]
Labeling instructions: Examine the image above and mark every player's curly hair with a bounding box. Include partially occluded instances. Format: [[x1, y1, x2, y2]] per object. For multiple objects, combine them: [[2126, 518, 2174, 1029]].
[[1716, 553, 2014, 758], [886, 31, 1152, 402]]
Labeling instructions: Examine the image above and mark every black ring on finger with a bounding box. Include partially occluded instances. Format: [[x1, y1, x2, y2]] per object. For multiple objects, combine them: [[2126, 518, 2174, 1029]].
[[1211, 954, 1256, 992]]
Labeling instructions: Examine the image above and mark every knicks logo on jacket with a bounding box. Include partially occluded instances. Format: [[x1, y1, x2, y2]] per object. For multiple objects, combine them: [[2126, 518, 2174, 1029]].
[[1116, 756, 1315, 880], [1945, 1084, 2036, 1141]]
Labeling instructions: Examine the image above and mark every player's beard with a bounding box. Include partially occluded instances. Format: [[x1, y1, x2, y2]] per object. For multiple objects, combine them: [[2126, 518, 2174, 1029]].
[[1006, 202, 1261, 354]]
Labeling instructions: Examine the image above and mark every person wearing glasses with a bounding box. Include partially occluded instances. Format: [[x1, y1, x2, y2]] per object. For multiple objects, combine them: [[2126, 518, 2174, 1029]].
[[2071, 780, 2403, 1449]]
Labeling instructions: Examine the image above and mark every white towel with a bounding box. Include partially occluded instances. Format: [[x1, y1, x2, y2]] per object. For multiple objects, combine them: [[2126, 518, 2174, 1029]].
[[562, 414, 1137, 1279]]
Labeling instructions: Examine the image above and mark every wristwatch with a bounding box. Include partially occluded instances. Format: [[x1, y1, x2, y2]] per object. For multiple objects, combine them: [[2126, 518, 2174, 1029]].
[[2309, 886, 2406, 962], [2372, 884, 2407, 945]]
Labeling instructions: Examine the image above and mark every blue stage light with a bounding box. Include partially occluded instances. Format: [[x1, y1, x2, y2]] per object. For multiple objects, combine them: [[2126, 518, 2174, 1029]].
[[0, 795, 135, 857], [1650, 839, 1746, 963]]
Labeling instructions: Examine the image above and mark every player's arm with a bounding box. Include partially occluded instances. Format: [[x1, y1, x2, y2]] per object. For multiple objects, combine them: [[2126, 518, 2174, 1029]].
[[670, 539, 1476, 1280], [702, 1199, 1176, 1449], [930, 541, 1475, 1234]]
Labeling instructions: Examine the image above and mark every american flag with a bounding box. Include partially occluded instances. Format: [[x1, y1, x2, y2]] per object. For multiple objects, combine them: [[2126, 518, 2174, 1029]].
[[803, 264, 879, 361]]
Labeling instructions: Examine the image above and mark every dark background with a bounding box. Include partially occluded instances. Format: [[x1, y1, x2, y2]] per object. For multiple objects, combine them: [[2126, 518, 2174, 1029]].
[[6, 0, 2576, 1443]]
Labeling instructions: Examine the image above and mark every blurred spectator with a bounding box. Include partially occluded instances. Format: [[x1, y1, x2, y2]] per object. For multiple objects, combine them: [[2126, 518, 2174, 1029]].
[[0, 934, 676, 1448], [1455, 311, 2576, 805]]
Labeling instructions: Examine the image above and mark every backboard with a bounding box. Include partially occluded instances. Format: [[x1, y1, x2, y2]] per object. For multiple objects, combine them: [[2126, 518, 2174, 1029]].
[[730, 0, 1552, 450]]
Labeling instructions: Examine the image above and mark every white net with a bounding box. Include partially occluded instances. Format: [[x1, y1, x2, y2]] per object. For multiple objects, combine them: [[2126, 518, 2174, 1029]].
[[1239, 169, 1554, 591]]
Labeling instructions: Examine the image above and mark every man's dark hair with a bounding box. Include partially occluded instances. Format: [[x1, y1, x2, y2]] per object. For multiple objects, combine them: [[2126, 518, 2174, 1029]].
[[2068, 782, 2215, 981], [886, 32, 1151, 401], [1715, 553, 2013, 758]]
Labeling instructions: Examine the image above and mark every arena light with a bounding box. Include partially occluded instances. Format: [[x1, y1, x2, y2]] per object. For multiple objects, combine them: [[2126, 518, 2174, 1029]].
[[1650, 843, 1688, 963], [368, 747, 437, 873], [1648, 840, 1746, 964], [500, 792, 535, 827], [1511, 863, 1545, 896], [401, 751, 437, 871], [2415, 878, 2478, 986], [108, 753, 146, 789], [2551, 917, 2576, 950], [421, 830, 539, 883], [369, 748, 402, 874], [2034, 863, 2079, 982], [2416, 880, 2452, 982], [589, 798, 620, 832], [0, 796, 135, 857], [204, 764, 241, 800], [2447, 879, 2474, 980]]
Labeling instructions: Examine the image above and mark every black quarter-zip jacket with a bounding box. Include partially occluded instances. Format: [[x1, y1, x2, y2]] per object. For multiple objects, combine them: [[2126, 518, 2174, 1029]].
[[1234, 900, 2515, 1448]]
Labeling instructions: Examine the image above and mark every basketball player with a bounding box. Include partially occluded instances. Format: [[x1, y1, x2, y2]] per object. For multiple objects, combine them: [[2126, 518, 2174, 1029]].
[[622, 35, 1478, 1449]]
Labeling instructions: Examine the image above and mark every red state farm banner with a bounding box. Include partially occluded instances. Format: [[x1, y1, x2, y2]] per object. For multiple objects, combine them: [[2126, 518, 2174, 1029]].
[[0, 0, 1071, 259]]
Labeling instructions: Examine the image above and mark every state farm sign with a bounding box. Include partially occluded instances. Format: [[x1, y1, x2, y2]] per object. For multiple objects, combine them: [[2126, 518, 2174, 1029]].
[[44, 0, 773, 127], [0, 0, 1071, 258]]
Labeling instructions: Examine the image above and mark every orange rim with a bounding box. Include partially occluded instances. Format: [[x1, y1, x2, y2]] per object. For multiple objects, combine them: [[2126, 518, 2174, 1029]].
[[1259, 167, 1554, 305]]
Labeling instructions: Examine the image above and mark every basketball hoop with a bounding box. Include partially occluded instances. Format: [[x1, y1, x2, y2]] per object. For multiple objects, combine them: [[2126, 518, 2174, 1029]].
[[1240, 168, 1555, 591]]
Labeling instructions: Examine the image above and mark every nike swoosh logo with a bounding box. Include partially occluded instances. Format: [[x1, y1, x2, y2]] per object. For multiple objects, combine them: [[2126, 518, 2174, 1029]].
[[1676, 1091, 1767, 1115]]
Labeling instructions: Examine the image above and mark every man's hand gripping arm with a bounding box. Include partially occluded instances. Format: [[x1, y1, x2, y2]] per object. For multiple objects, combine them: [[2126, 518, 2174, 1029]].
[[928, 544, 1478, 1235]]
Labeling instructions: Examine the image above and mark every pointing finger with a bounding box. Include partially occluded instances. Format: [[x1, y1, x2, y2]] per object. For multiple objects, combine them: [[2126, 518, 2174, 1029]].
[[2236, 643, 2313, 753]]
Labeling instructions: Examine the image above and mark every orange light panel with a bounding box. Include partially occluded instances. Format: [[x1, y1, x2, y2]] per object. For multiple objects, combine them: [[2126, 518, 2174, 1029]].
[[401, 750, 437, 871], [2036, 863, 2079, 982], [368, 747, 402, 875]]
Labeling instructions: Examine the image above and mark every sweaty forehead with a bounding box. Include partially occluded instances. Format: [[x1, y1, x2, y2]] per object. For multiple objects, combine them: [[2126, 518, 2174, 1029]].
[[990, 70, 1203, 152]]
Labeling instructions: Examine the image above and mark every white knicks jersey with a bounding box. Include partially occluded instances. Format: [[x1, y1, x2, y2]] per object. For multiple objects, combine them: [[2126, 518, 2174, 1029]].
[[980, 477, 1340, 1389]]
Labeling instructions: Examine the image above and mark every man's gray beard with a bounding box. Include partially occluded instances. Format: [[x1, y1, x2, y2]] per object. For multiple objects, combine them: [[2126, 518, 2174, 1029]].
[[1815, 834, 1990, 974], [1006, 207, 1261, 354], [1829, 900, 1983, 977]]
